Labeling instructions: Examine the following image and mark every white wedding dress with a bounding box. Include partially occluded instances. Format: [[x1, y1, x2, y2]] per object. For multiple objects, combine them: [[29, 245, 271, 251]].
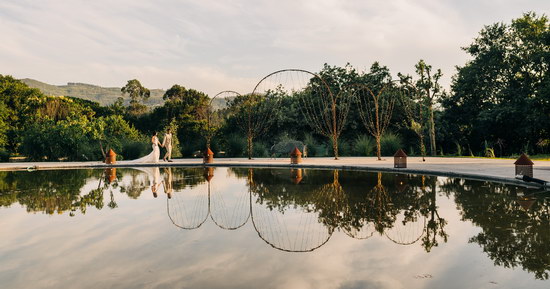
[[129, 136, 160, 163]]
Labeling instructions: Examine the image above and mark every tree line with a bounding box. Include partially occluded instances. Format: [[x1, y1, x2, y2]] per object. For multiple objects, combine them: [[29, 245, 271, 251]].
[[0, 12, 547, 161]]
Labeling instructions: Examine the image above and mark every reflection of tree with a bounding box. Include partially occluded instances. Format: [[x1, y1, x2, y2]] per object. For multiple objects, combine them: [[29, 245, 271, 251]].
[[119, 169, 148, 199], [0, 169, 104, 215], [369, 172, 395, 234], [339, 172, 428, 245], [236, 168, 442, 251], [419, 176, 448, 252], [441, 179, 550, 280]]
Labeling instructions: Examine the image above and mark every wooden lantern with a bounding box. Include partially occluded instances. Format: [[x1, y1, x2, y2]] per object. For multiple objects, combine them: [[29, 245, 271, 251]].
[[290, 147, 302, 164], [105, 149, 116, 164], [203, 147, 214, 164], [514, 153, 533, 177], [393, 149, 407, 168]]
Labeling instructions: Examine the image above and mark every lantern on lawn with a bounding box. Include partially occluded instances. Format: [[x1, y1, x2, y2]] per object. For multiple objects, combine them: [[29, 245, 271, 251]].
[[514, 153, 533, 177], [394, 149, 407, 168], [290, 147, 302, 164], [105, 149, 116, 164], [203, 147, 214, 164]]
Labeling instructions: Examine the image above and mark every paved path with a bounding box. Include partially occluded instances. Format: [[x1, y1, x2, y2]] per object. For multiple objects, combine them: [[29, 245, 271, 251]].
[[2, 156, 550, 187]]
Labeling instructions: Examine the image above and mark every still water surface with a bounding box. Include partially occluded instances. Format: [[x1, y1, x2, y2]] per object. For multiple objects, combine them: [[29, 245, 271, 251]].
[[0, 167, 549, 288]]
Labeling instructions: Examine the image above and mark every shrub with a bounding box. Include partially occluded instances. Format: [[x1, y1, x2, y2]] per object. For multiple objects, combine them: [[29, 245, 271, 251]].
[[483, 140, 495, 158], [254, 142, 270, 157], [225, 134, 247, 157], [337, 139, 352, 156], [408, 146, 416, 156], [311, 144, 329, 157], [485, 147, 495, 158], [455, 142, 462, 156], [353, 135, 374, 156], [121, 140, 149, 160], [327, 138, 352, 157], [303, 134, 328, 157], [380, 132, 403, 156], [0, 149, 9, 162], [271, 139, 304, 157]]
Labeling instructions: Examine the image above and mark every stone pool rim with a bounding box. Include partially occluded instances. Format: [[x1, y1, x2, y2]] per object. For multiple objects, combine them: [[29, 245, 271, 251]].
[[2, 156, 550, 189]]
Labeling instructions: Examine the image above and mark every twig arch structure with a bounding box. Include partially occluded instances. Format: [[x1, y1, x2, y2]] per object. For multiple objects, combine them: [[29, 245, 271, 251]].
[[246, 69, 347, 159], [353, 80, 404, 160], [206, 91, 241, 149]]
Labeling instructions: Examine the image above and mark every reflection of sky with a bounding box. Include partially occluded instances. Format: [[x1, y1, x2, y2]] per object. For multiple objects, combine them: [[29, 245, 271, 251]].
[[0, 168, 548, 289]]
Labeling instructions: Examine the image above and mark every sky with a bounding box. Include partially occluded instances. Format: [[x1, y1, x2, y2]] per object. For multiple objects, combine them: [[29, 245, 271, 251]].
[[0, 0, 548, 96]]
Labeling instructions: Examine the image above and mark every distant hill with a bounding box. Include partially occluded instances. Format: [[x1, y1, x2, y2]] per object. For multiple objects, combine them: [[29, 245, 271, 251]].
[[21, 78, 230, 109], [21, 78, 165, 106]]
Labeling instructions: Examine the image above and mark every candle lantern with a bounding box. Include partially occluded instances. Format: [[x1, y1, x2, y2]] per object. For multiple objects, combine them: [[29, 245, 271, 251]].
[[394, 149, 407, 168], [514, 153, 533, 177]]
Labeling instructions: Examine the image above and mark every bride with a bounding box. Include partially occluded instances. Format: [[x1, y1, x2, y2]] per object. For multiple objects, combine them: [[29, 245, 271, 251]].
[[129, 132, 162, 163]]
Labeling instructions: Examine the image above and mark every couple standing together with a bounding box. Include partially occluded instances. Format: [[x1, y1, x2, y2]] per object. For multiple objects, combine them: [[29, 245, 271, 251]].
[[132, 129, 173, 163]]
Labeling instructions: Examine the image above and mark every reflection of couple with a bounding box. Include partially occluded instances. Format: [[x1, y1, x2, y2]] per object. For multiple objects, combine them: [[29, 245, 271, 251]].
[[150, 167, 173, 199], [132, 129, 173, 163]]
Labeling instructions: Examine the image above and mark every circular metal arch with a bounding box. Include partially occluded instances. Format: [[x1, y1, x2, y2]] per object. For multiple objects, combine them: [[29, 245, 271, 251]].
[[206, 90, 242, 149], [251, 69, 334, 101], [246, 68, 336, 159]]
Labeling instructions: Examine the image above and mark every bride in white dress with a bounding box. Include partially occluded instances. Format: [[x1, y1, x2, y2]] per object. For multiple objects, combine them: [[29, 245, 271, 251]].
[[129, 132, 161, 163]]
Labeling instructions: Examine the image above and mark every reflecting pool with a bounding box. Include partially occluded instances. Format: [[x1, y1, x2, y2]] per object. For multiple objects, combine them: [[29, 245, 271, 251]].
[[0, 167, 549, 288]]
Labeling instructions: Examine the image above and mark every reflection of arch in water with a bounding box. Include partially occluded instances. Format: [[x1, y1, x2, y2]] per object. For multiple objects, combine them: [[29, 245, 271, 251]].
[[344, 221, 376, 240], [209, 168, 251, 230], [167, 173, 210, 230], [250, 170, 334, 252], [167, 167, 252, 231], [384, 211, 426, 245], [250, 192, 333, 252]]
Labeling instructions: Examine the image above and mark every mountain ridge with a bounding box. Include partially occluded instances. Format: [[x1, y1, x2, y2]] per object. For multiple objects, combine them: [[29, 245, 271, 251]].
[[20, 78, 229, 109], [21, 78, 165, 106]]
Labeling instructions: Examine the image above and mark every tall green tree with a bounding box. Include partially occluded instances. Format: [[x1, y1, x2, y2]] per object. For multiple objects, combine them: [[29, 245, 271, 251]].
[[121, 79, 150, 116], [156, 85, 209, 156], [441, 12, 550, 155], [415, 60, 443, 156]]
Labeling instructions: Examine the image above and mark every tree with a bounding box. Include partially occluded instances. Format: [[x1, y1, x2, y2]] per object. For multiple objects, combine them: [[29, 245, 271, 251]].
[[0, 102, 9, 149], [415, 60, 443, 156], [121, 79, 150, 116], [398, 77, 427, 160], [355, 63, 398, 160], [441, 12, 550, 155], [0, 75, 44, 152], [160, 85, 209, 156]]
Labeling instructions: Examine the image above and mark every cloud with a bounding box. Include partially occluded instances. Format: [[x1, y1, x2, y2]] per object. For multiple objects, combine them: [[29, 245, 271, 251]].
[[0, 0, 548, 96]]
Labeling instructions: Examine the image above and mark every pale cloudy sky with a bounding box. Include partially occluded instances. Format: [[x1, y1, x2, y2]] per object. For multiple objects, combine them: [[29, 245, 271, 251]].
[[0, 0, 548, 96]]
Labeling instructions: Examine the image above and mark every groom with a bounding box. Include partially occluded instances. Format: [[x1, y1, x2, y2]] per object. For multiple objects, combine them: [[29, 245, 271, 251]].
[[162, 129, 173, 162]]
